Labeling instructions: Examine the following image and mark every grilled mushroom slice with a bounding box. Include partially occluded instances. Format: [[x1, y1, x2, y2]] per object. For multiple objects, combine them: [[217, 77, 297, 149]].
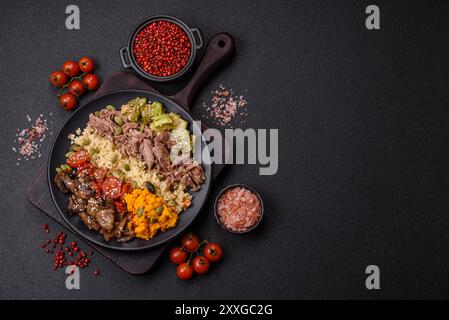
[[68, 195, 87, 214], [96, 208, 115, 231], [79, 212, 100, 230]]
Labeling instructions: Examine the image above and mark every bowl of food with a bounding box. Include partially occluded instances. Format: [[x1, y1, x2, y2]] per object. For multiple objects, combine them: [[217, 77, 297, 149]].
[[214, 184, 264, 233], [120, 15, 203, 82], [49, 90, 212, 251]]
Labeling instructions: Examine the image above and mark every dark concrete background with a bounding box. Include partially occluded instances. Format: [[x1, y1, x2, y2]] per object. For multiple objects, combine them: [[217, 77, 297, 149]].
[[1, 0, 448, 299]]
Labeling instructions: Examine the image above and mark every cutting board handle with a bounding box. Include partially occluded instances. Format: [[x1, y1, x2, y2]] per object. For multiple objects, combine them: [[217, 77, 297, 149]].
[[169, 33, 235, 110]]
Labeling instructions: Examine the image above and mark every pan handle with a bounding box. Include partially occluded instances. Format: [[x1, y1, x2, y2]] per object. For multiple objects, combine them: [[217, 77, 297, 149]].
[[169, 33, 235, 111]]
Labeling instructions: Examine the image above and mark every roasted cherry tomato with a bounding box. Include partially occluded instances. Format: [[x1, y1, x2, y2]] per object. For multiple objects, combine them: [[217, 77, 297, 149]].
[[91, 181, 102, 198], [68, 80, 86, 96], [78, 56, 95, 73], [203, 243, 223, 262], [50, 71, 68, 87], [77, 162, 95, 176], [102, 176, 122, 199], [176, 263, 194, 280], [62, 60, 80, 77], [192, 256, 210, 275], [67, 150, 90, 168], [169, 247, 188, 265], [93, 168, 106, 182], [83, 74, 100, 91], [120, 183, 132, 196], [59, 93, 77, 110], [181, 233, 200, 252]]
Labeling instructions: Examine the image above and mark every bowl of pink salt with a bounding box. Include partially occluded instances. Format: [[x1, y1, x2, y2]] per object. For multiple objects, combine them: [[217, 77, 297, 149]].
[[214, 184, 264, 233]]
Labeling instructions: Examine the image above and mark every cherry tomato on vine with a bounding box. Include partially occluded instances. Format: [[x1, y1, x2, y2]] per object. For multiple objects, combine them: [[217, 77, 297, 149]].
[[181, 233, 200, 252], [83, 74, 100, 91], [192, 256, 210, 275], [203, 243, 223, 262], [59, 93, 77, 110], [68, 80, 86, 96], [50, 71, 68, 87], [78, 56, 95, 73], [62, 60, 80, 77], [169, 247, 188, 265], [176, 263, 194, 280]]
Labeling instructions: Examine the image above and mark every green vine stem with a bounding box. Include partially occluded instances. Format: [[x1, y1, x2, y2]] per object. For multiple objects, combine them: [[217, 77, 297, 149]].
[[57, 72, 87, 97], [186, 240, 209, 265]]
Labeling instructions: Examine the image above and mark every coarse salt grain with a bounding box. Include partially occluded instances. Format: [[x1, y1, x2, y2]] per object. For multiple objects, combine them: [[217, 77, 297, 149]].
[[201, 85, 248, 127], [13, 114, 51, 164], [217, 187, 262, 232]]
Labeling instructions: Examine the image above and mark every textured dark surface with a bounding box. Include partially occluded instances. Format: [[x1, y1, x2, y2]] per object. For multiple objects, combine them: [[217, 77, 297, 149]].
[[1, 0, 449, 299]]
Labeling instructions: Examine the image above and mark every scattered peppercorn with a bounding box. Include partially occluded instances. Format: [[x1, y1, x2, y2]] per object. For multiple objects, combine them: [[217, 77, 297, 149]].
[[38, 227, 99, 276], [42, 223, 50, 234]]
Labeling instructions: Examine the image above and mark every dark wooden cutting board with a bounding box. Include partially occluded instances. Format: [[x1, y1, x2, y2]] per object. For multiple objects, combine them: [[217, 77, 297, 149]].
[[27, 33, 234, 274]]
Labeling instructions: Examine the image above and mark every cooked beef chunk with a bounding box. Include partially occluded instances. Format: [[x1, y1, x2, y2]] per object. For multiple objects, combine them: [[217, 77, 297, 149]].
[[153, 141, 171, 173], [87, 113, 115, 138], [190, 164, 205, 186], [140, 139, 155, 169], [174, 162, 205, 191], [154, 131, 172, 149], [122, 122, 139, 133], [114, 127, 144, 157]]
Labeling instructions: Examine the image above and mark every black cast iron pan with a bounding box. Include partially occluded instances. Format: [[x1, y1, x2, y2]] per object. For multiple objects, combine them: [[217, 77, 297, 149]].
[[48, 33, 235, 251]]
